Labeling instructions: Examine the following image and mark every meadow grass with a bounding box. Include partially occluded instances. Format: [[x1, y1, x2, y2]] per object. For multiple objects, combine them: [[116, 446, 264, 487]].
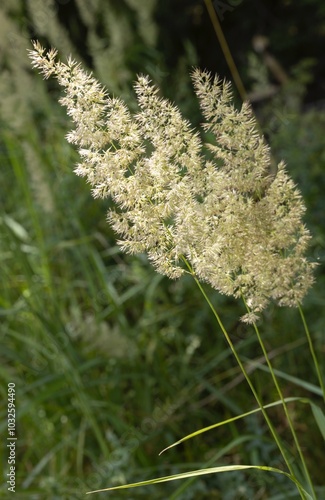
[[1, 87, 324, 499]]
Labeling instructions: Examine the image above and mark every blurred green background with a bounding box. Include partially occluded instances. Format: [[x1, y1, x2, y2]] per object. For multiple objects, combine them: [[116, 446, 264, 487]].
[[1, 1, 324, 498]]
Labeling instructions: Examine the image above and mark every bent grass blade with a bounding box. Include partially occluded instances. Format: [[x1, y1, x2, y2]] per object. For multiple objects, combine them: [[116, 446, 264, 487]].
[[159, 396, 309, 455], [86, 464, 312, 499]]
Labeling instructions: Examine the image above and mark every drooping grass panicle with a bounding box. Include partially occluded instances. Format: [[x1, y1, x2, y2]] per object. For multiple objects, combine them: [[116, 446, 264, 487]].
[[28, 42, 315, 321]]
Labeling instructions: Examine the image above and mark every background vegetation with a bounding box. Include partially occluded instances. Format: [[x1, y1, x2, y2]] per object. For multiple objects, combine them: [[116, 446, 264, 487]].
[[1, 0, 324, 498]]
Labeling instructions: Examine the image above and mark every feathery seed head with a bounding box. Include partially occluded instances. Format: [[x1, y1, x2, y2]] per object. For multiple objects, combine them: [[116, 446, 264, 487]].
[[28, 42, 315, 321]]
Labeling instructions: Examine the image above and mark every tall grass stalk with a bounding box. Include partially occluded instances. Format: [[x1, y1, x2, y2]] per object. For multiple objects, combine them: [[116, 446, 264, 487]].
[[184, 258, 310, 499], [242, 298, 316, 498], [27, 42, 322, 498]]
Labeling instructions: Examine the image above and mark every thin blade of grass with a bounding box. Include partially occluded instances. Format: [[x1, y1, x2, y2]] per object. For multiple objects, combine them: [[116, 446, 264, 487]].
[[86, 464, 312, 499], [159, 396, 304, 455], [245, 358, 323, 396], [310, 403, 325, 440]]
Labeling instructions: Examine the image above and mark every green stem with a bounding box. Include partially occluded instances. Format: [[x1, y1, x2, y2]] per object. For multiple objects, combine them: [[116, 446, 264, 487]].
[[246, 302, 316, 498], [181, 259, 307, 499], [203, 0, 246, 101], [299, 304, 325, 403]]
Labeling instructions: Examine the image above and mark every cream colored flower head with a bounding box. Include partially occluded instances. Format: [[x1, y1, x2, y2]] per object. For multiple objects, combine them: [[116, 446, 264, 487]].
[[29, 41, 315, 322]]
